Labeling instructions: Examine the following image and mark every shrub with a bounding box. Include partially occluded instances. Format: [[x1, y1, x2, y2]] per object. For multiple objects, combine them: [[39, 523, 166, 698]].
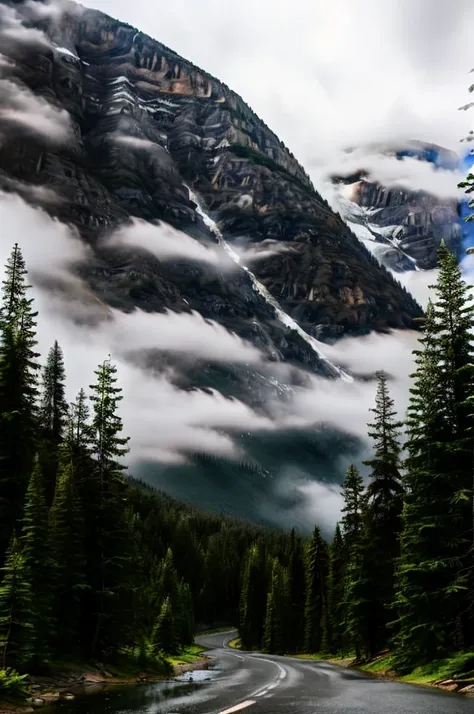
[[0, 668, 29, 702]]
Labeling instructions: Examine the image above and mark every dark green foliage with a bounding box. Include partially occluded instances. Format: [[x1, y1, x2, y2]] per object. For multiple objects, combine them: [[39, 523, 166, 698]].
[[49, 463, 87, 656], [239, 544, 267, 650], [393, 243, 474, 671], [304, 525, 329, 654], [263, 558, 287, 655], [0, 241, 473, 676], [87, 358, 131, 659], [0, 667, 29, 701], [341, 465, 369, 659], [39, 342, 68, 505], [175, 581, 195, 646], [363, 372, 404, 656], [151, 597, 176, 654], [327, 524, 345, 654], [20, 463, 51, 669], [0, 245, 39, 558], [0, 537, 32, 670], [286, 530, 306, 653], [158, 549, 179, 607]]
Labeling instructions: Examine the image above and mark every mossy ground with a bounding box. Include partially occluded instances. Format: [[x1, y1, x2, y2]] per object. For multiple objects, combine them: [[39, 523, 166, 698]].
[[167, 644, 207, 668]]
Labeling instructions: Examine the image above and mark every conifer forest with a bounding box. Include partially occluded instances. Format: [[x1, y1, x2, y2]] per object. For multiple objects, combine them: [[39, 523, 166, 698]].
[[1, 239, 474, 685]]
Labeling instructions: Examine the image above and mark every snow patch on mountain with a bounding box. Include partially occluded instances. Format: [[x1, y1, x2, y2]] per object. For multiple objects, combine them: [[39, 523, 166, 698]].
[[335, 184, 418, 272], [187, 186, 353, 383]]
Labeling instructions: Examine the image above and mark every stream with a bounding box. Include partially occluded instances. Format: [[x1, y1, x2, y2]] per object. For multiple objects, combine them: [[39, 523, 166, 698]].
[[47, 668, 221, 714]]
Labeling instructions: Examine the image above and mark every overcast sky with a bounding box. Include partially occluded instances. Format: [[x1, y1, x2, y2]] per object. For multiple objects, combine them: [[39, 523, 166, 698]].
[[83, 0, 474, 184]]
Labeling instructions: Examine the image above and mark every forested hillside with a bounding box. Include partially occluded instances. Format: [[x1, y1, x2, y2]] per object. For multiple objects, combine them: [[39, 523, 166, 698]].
[[237, 242, 474, 676], [1, 240, 474, 695], [0, 243, 299, 681]]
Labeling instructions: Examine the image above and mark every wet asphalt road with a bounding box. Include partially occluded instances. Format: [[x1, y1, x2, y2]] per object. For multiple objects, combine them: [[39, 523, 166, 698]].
[[53, 631, 474, 714], [183, 631, 474, 714]]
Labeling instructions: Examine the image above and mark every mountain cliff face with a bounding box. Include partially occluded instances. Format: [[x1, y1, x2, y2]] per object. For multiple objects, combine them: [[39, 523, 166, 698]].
[[331, 143, 461, 272], [0, 0, 421, 348], [0, 0, 423, 528]]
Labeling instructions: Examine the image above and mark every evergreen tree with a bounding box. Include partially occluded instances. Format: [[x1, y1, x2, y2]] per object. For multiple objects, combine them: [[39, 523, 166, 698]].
[[327, 524, 345, 654], [363, 372, 404, 656], [263, 558, 287, 654], [0, 536, 32, 669], [64, 389, 92, 466], [175, 580, 194, 647], [158, 548, 179, 607], [87, 358, 131, 658], [49, 463, 87, 656], [39, 342, 68, 505], [393, 279, 474, 669], [239, 544, 267, 650], [20, 462, 51, 669], [286, 530, 306, 653], [0, 245, 39, 558], [151, 597, 176, 654], [341, 465, 369, 659], [304, 525, 329, 654]]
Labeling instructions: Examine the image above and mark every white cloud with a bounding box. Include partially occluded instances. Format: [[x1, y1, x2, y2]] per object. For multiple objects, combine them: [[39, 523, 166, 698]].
[[102, 308, 265, 365], [106, 217, 221, 266], [233, 240, 296, 265], [0, 4, 52, 52], [324, 150, 464, 199], [0, 78, 73, 144], [391, 269, 438, 309], [106, 216, 295, 271], [0, 191, 274, 464], [84, 0, 474, 195], [112, 134, 164, 152], [270, 329, 419, 445]]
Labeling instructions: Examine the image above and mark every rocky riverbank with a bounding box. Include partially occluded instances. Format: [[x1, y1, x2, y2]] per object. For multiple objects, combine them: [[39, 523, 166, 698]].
[[0, 655, 212, 713]]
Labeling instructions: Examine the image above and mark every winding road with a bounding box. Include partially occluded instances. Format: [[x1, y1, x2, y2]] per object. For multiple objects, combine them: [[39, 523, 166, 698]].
[[180, 631, 474, 714], [59, 632, 474, 714]]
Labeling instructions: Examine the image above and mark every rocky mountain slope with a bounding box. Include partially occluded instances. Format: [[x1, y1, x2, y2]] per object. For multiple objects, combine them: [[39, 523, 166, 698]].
[[331, 142, 461, 272], [0, 0, 421, 342], [0, 0, 423, 528]]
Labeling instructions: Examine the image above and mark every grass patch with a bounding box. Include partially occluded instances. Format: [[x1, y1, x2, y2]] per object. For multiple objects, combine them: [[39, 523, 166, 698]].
[[294, 653, 326, 661], [167, 644, 207, 667], [361, 655, 394, 674], [227, 638, 241, 650], [399, 651, 474, 684]]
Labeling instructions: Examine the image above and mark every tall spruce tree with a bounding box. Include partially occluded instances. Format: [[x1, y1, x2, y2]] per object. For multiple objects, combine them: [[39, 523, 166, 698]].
[[175, 580, 194, 647], [0, 245, 39, 558], [341, 465, 369, 659], [286, 530, 306, 653], [20, 461, 51, 670], [239, 544, 267, 650], [363, 372, 404, 656], [0, 535, 32, 669], [304, 525, 329, 654], [151, 597, 176, 654], [49, 463, 87, 657], [394, 251, 474, 669], [327, 523, 345, 654], [263, 558, 287, 654], [39, 342, 68, 505], [88, 358, 131, 658]]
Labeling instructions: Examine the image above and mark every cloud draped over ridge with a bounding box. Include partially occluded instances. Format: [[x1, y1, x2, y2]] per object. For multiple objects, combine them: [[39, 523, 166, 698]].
[[0, 191, 277, 464], [0, 78, 74, 144], [0, 3, 52, 52], [106, 215, 295, 269]]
